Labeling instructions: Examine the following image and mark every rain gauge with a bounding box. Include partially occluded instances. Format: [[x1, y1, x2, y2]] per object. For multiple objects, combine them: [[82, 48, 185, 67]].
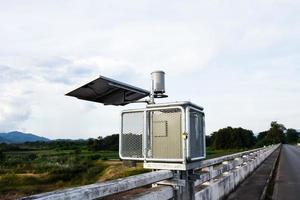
[[66, 71, 206, 170]]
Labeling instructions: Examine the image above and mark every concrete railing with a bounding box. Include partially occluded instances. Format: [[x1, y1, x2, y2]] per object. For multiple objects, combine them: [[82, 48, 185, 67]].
[[22, 144, 280, 200]]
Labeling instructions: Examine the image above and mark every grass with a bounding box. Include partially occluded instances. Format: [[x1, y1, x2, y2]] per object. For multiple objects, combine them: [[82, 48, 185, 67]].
[[0, 149, 119, 199], [0, 147, 248, 199], [99, 162, 150, 181], [206, 147, 251, 159]]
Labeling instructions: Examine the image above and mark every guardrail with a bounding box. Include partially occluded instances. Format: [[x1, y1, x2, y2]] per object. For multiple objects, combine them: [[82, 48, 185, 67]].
[[22, 144, 280, 200]]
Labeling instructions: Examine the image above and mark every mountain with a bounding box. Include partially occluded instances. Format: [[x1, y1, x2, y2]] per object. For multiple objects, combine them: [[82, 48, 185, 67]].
[[0, 136, 12, 143], [0, 131, 50, 143]]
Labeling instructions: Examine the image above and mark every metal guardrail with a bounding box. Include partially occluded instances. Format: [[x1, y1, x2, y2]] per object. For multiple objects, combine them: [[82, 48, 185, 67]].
[[22, 144, 280, 200]]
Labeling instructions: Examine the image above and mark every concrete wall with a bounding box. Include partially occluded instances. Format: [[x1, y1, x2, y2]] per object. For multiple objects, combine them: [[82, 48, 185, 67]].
[[194, 145, 278, 200]]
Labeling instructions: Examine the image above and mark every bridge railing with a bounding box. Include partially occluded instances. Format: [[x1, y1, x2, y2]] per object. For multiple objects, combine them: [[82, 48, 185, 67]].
[[22, 144, 280, 200]]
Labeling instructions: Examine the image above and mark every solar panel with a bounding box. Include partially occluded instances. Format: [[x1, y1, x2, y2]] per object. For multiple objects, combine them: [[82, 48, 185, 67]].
[[66, 76, 150, 106]]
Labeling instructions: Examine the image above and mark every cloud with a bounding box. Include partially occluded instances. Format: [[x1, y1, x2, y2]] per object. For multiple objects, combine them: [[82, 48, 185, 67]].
[[0, 97, 31, 132], [0, 1, 299, 138], [0, 66, 32, 132]]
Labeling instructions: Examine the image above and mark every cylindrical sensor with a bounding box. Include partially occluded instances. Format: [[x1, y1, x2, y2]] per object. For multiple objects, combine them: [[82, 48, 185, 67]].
[[151, 71, 165, 94]]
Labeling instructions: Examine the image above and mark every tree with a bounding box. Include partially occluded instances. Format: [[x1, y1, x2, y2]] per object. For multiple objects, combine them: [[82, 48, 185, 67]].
[[267, 121, 286, 144], [256, 121, 287, 146], [257, 131, 268, 142], [211, 127, 255, 149], [0, 150, 5, 162], [205, 135, 212, 147], [212, 127, 232, 149], [286, 129, 299, 144], [87, 134, 119, 151]]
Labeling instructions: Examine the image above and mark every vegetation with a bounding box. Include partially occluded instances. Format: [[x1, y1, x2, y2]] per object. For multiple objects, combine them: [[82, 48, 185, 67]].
[[87, 134, 119, 151], [0, 136, 254, 199], [255, 121, 299, 146], [0, 121, 298, 199], [209, 127, 256, 149], [206, 147, 247, 159], [0, 137, 121, 199], [286, 129, 299, 144], [206, 121, 299, 149]]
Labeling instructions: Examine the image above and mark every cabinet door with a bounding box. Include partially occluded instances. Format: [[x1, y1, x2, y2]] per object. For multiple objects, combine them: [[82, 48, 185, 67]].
[[189, 108, 205, 159], [121, 111, 144, 159], [151, 108, 182, 159]]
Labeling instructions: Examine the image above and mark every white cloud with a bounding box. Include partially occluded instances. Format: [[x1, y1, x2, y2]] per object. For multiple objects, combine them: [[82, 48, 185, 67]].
[[0, 1, 299, 138], [0, 66, 32, 132]]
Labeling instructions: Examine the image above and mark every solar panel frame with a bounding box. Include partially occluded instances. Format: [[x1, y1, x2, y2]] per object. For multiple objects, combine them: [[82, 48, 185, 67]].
[[66, 76, 150, 106]]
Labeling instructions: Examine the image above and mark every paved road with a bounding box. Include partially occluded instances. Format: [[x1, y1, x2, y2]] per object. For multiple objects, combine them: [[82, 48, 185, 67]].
[[226, 147, 280, 200], [273, 144, 300, 200]]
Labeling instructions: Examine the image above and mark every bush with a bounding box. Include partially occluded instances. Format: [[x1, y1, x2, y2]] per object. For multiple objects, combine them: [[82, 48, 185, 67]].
[[49, 164, 88, 182], [26, 153, 38, 161], [210, 127, 255, 149], [0, 151, 5, 162], [89, 154, 101, 160]]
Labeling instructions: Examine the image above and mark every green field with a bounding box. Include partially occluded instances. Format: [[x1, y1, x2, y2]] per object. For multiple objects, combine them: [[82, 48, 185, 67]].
[[0, 144, 247, 200], [0, 147, 124, 199], [206, 147, 250, 159]]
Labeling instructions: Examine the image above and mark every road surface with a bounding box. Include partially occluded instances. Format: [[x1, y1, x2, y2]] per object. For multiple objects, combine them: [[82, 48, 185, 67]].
[[273, 144, 300, 200], [226, 147, 280, 200]]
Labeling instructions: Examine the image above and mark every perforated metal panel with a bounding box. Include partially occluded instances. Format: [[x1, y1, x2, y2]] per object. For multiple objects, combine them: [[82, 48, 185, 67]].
[[189, 108, 205, 159], [121, 111, 144, 158], [147, 108, 183, 160]]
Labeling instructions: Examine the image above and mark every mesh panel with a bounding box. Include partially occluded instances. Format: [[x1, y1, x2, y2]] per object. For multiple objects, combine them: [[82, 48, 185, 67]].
[[147, 108, 182, 159], [121, 112, 144, 158], [189, 109, 205, 158]]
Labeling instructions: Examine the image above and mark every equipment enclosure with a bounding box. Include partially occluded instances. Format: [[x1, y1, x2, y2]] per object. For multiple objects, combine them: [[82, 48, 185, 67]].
[[120, 102, 205, 163]]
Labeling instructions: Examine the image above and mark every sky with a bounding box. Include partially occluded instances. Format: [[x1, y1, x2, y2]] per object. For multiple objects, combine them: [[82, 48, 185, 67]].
[[0, 0, 299, 139]]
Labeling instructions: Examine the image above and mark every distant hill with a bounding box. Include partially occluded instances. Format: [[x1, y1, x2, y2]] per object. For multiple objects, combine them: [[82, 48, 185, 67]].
[[0, 131, 50, 143], [0, 136, 12, 143]]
